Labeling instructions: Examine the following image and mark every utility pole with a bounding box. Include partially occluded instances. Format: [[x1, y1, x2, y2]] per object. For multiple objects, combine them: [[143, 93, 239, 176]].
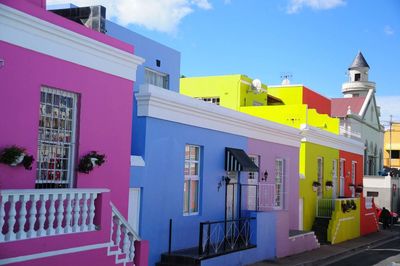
[[390, 115, 393, 169]]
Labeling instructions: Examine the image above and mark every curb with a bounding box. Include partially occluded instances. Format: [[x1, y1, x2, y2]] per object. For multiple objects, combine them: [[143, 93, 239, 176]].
[[301, 233, 400, 266]]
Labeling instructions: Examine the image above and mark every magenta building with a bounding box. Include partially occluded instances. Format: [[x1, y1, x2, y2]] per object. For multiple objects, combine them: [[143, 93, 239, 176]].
[[0, 0, 147, 265]]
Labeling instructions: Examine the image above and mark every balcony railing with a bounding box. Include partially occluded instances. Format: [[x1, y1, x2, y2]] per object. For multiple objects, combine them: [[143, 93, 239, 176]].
[[198, 217, 256, 258], [108, 202, 141, 265], [339, 126, 361, 139], [0, 188, 108, 242], [316, 199, 336, 218]]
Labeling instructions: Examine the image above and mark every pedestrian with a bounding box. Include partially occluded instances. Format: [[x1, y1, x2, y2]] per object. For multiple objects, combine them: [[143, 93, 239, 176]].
[[381, 207, 391, 229]]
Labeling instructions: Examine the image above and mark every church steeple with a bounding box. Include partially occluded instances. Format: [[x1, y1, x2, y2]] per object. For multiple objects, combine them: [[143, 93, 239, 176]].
[[341, 51, 375, 98], [348, 51, 370, 70]]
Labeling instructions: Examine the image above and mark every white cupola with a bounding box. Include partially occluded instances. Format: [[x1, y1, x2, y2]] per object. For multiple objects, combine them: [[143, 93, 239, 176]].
[[342, 52, 376, 98]]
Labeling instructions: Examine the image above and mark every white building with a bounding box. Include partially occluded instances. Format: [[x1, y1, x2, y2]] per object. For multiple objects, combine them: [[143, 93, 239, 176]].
[[331, 52, 384, 176]]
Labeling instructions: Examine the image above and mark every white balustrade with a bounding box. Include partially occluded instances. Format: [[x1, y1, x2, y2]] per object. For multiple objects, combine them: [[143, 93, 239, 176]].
[[0, 188, 108, 242], [108, 202, 141, 265]]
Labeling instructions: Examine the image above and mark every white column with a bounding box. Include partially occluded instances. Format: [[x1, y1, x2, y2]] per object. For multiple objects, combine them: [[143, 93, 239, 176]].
[[88, 193, 97, 231], [80, 193, 88, 232], [28, 194, 39, 238], [115, 217, 122, 251], [64, 193, 73, 233], [37, 194, 47, 237], [17, 194, 28, 240], [6, 195, 17, 241], [0, 196, 5, 242], [47, 194, 56, 235], [128, 234, 135, 262], [56, 193, 66, 234], [73, 193, 82, 232], [122, 225, 130, 262]]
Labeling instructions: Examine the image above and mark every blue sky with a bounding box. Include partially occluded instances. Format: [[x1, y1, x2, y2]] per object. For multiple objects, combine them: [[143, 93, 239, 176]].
[[48, 0, 400, 123]]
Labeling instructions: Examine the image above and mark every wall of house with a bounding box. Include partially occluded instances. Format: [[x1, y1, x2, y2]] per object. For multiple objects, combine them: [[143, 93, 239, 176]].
[[360, 197, 379, 236], [299, 142, 339, 231], [275, 211, 319, 258], [105, 20, 180, 157], [201, 212, 276, 266], [339, 150, 363, 197], [133, 117, 249, 266], [302, 86, 331, 116], [0, 1, 136, 262], [327, 198, 360, 244], [180, 75, 268, 110], [247, 138, 299, 230]]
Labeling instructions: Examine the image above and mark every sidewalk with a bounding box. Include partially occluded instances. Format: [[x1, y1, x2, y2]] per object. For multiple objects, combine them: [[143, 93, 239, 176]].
[[249, 227, 400, 266]]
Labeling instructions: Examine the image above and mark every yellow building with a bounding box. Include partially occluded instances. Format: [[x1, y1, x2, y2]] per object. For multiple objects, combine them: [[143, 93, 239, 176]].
[[384, 123, 400, 169]]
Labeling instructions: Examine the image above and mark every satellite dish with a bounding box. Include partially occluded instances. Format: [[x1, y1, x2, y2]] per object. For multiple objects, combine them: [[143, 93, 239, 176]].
[[251, 79, 263, 94]]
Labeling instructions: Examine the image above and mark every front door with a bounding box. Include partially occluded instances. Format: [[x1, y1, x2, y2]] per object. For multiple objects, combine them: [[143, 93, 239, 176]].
[[226, 172, 238, 220]]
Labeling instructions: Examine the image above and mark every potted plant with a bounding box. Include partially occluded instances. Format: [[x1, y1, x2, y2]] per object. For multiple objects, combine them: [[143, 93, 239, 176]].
[[0, 146, 34, 170], [312, 181, 321, 192], [325, 181, 333, 190], [355, 184, 363, 193], [78, 151, 105, 174]]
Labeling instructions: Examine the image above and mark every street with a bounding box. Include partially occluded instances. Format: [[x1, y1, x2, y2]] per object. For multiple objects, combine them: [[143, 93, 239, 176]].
[[325, 225, 400, 266]]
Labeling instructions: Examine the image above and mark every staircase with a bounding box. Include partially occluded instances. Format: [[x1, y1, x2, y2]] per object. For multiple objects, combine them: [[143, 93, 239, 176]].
[[108, 202, 142, 265], [156, 249, 201, 266], [312, 217, 331, 244]]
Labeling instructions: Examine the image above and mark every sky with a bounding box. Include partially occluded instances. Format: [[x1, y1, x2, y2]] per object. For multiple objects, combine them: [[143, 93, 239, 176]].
[[47, 0, 400, 124]]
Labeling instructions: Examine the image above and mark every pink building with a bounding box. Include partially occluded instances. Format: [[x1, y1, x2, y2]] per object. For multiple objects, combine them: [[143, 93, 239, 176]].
[[0, 0, 148, 265]]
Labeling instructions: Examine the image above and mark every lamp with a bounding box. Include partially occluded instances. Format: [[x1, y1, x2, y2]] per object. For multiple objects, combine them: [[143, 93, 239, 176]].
[[261, 170, 268, 181], [217, 176, 231, 191]]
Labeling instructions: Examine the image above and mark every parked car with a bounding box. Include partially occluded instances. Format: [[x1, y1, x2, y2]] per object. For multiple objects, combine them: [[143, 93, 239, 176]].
[[377, 207, 399, 224]]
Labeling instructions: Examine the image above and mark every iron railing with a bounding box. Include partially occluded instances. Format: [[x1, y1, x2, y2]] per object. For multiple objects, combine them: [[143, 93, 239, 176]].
[[316, 198, 336, 218], [198, 217, 256, 258]]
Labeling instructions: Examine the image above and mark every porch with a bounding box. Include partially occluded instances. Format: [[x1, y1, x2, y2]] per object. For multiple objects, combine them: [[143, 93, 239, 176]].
[[0, 188, 147, 266]]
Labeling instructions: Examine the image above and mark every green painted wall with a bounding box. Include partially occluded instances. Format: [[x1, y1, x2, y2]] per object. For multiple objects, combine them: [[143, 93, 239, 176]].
[[180, 75, 268, 110], [300, 142, 339, 231], [327, 198, 360, 244]]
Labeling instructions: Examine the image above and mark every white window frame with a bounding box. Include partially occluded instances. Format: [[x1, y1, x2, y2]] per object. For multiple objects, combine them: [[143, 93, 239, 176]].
[[36, 86, 78, 188], [351, 161, 357, 197], [144, 67, 169, 89], [339, 158, 345, 197], [317, 157, 324, 198], [183, 144, 201, 215], [248, 155, 260, 181], [274, 158, 285, 209]]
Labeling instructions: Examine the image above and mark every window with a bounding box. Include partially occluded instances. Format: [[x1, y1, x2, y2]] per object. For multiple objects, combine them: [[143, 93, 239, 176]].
[[391, 150, 400, 159], [317, 158, 324, 198], [196, 97, 220, 105], [275, 159, 285, 208], [367, 191, 379, 197], [351, 161, 357, 197], [145, 68, 169, 89], [248, 155, 260, 181], [355, 73, 361, 81], [36, 87, 77, 188], [183, 145, 201, 215]]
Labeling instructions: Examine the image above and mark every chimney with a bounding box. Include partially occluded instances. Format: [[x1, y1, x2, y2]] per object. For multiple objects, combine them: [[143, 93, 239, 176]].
[[51, 6, 106, 33]]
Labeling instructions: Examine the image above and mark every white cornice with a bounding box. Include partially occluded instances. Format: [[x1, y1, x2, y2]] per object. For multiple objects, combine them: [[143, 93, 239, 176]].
[[300, 124, 364, 155], [0, 4, 144, 81], [136, 84, 302, 147]]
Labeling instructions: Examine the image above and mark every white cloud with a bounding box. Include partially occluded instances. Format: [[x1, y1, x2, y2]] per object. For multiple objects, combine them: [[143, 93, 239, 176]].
[[47, 0, 212, 33], [384, 25, 395, 36], [224, 0, 232, 4], [287, 0, 346, 14], [376, 96, 400, 127]]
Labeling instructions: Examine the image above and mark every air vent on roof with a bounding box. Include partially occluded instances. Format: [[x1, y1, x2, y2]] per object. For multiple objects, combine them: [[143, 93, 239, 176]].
[[51, 6, 106, 34]]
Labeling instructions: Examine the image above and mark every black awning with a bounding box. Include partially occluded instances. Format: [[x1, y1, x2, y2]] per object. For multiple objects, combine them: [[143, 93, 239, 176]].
[[225, 147, 259, 172]]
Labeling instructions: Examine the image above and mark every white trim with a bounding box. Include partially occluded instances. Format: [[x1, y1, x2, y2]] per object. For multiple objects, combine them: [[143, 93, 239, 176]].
[[136, 84, 302, 147], [300, 124, 364, 155], [358, 89, 374, 117], [0, 242, 110, 265], [288, 231, 315, 240], [331, 216, 354, 244], [131, 155, 145, 167], [0, 4, 144, 81]]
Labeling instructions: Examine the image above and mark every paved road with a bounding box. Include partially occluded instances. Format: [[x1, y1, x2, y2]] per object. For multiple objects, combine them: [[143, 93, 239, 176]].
[[325, 234, 400, 266]]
